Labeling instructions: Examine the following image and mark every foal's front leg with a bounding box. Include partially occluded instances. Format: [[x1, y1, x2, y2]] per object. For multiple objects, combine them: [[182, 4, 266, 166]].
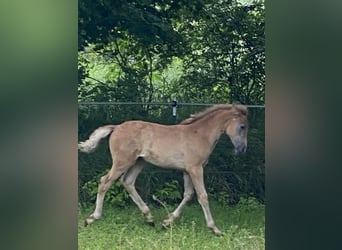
[[188, 167, 223, 236], [162, 172, 194, 227]]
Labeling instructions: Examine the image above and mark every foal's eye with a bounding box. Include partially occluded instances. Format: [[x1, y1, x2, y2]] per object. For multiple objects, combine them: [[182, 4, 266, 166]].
[[240, 125, 245, 130]]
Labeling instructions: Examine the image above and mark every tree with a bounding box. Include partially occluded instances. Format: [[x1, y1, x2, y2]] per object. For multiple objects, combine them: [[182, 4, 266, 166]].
[[78, 0, 264, 105], [176, 0, 265, 103]]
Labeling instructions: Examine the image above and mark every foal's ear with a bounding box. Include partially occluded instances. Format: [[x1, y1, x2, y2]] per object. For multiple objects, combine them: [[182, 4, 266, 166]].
[[180, 114, 195, 124], [233, 105, 248, 116], [238, 105, 248, 115]]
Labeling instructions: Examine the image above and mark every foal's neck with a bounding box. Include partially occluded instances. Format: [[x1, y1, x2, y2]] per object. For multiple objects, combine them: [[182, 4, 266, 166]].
[[191, 109, 232, 142]]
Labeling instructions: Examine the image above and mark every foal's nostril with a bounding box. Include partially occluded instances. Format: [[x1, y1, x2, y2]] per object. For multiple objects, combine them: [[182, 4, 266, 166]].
[[239, 144, 247, 153], [233, 144, 247, 154]]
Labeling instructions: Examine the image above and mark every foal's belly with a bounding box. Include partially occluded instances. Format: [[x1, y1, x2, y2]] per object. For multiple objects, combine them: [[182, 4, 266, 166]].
[[139, 150, 186, 170]]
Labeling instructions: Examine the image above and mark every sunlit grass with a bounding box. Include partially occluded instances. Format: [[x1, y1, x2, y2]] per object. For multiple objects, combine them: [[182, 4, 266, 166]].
[[78, 200, 264, 250]]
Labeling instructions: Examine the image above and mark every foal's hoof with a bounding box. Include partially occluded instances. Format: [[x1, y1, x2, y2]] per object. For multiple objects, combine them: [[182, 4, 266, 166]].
[[212, 228, 224, 236], [161, 219, 172, 229], [84, 216, 96, 227], [84, 219, 90, 227]]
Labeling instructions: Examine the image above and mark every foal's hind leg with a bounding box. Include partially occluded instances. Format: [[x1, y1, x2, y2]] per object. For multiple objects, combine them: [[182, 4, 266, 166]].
[[162, 172, 194, 227], [120, 159, 154, 225], [85, 165, 128, 226]]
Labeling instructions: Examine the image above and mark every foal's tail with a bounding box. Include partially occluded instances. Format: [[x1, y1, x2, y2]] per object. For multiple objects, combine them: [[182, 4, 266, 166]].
[[78, 125, 116, 153]]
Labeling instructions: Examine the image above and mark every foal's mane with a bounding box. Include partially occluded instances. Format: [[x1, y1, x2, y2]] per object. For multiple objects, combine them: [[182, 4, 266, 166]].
[[180, 104, 247, 125]]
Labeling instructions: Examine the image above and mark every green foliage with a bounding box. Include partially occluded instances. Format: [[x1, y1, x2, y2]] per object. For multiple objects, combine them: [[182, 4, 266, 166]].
[[154, 180, 182, 204], [216, 191, 231, 206], [178, 0, 265, 103], [236, 196, 263, 211], [78, 0, 265, 104]]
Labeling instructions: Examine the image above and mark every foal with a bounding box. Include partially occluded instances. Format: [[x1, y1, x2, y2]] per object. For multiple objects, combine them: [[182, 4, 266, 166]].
[[79, 104, 248, 235]]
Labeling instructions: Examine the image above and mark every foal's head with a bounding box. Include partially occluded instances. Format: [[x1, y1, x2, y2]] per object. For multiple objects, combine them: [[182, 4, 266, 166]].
[[225, 106, 248, 154]]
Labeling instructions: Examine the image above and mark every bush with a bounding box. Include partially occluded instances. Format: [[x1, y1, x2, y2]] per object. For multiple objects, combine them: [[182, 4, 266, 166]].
[[236, 196, 264, 211], [154, 180, 182, 204]]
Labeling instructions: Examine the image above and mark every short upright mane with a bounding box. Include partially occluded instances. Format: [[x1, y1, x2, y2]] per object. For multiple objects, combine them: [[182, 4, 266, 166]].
[[180, 104, 247, 125]]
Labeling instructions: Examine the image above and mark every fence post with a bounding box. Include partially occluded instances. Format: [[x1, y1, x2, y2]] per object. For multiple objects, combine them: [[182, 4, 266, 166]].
[[172, 100, 177, 121]]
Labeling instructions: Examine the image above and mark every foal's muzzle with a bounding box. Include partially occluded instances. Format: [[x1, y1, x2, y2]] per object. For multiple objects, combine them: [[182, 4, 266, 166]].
[[233, 144, 247, 154], [233, 137, 247, 154]]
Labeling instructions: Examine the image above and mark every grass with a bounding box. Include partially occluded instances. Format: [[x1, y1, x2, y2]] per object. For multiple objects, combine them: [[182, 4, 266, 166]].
[[78, 200, 264, 250]]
